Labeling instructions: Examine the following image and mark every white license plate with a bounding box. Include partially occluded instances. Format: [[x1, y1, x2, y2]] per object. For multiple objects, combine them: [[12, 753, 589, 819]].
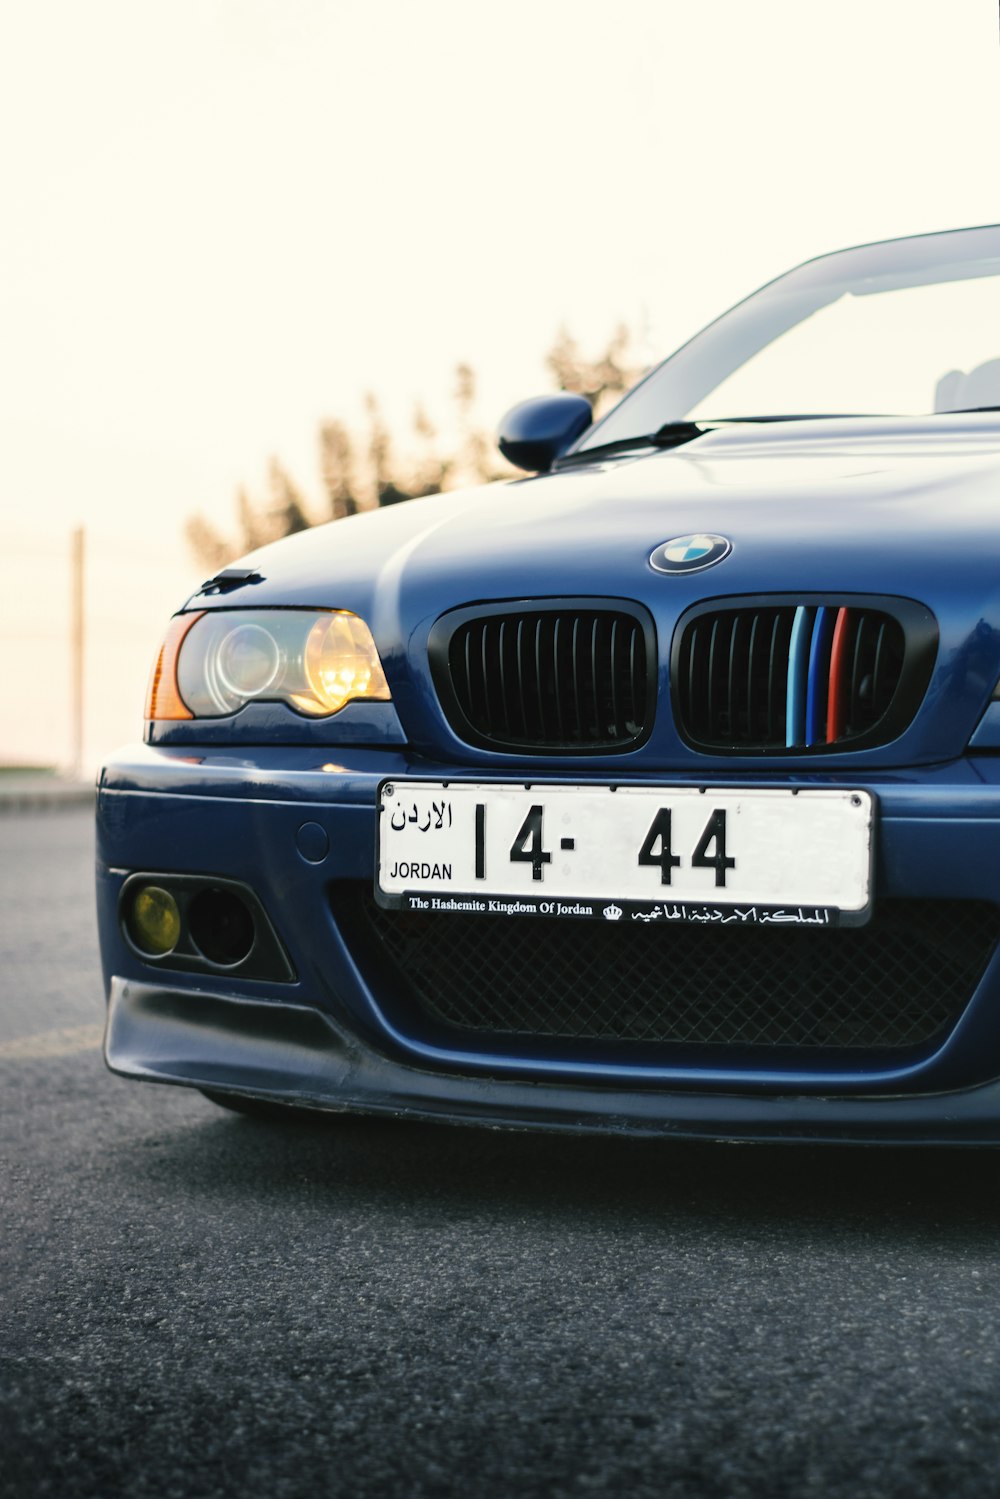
[[376, 782, 874, 927]]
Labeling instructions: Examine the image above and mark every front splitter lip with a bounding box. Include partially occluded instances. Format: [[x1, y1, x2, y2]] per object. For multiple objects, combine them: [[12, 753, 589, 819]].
[[105, 977, 1000, 1145]]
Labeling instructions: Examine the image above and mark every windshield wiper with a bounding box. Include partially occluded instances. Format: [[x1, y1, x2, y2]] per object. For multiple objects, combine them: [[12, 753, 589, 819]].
[[554, 421, 711, 467], [555, 413, 883, 468]]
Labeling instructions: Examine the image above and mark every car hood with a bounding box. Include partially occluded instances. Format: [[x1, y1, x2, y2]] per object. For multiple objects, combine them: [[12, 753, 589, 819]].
[[190, 414, 1000, 768], [215, 414, 1000, 605]]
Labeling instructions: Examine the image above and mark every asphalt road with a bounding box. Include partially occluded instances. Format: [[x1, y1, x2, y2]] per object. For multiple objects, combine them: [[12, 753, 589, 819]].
[[4, 807, 1000, 1498]]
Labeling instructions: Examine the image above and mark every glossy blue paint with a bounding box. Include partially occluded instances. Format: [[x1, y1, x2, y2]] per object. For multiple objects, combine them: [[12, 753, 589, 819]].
[[968, 702, 1000, 749], [95, 225, 1000, 1141], [103, 977, 1000, 1145], [95, 745, 1000, 1136], [147, 699, 406, 748], [162, 416, 1000, 773]]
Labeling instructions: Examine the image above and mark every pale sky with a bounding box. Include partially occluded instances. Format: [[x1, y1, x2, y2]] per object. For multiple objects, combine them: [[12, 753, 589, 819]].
[[1, 0, 998, 769]]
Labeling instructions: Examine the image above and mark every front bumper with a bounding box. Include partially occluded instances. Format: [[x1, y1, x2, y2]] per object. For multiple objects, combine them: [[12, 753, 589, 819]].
[[97, 743, 1000, 1142]]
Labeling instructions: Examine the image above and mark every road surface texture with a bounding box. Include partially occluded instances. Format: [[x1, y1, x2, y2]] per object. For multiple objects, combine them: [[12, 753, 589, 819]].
[[3, 806, 1000, 1498]]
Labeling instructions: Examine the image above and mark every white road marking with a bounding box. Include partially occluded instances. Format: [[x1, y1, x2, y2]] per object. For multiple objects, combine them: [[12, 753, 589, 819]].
[[0, 1023, 104, 1060]]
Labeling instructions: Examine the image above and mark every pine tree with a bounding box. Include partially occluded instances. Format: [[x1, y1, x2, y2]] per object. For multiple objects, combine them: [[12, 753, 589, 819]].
[[546, 323, 639, 414], [267, 458, 312, 537], [183, 327, 638, 568], [319, 420, 360, 520]]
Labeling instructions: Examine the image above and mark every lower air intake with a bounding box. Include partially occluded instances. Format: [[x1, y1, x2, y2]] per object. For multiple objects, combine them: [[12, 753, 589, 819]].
[[343, 888, 997, 1061]]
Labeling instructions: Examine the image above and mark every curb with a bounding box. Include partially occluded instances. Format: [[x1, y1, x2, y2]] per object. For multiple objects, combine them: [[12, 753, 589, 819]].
[[0, 784, 96, 814]]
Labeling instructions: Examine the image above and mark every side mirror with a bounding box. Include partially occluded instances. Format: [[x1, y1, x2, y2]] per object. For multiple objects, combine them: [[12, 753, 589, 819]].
[[497, 393, 593, 473]]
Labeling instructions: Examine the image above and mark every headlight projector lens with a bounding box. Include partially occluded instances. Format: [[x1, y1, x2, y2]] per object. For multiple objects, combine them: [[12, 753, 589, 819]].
[[216, 623, 281, 698], [168, 607, 391, 718]]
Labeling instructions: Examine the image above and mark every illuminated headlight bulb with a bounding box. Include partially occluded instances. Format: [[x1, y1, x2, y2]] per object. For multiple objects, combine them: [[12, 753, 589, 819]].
[[301, 612, 389, 714]]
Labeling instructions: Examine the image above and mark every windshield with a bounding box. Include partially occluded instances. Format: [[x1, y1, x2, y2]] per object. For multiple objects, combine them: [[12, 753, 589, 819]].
[[575, 224, 1000, 452]]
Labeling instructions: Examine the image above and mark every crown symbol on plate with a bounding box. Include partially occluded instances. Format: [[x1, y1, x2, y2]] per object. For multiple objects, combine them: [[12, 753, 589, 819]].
[[602, 902, 623, 922]]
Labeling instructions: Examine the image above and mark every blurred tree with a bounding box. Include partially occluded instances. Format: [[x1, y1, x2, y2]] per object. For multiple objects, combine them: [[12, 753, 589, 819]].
[[185, 471, 311, 572], [453, 362, 508, 488], [365, 393, 412, 507], [184, 326, 638, 569], [319, 419, 360, 520], [409, 403, 452, 497], [546, 323, 640, 416], [185, 514, 232, 574], [267, 458, 311, 537], [184, 485, 266, 574]]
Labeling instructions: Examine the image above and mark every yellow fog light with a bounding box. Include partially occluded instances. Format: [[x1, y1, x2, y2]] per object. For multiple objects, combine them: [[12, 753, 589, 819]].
[[127, 885, 182, 956]]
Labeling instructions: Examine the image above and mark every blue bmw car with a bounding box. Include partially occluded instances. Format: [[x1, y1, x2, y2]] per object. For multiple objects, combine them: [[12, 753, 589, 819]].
[[98, 223, 1000, 1143]]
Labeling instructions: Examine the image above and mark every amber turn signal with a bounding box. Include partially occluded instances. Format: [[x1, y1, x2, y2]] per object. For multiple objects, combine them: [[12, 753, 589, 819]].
[[144, 612, 205, 720]]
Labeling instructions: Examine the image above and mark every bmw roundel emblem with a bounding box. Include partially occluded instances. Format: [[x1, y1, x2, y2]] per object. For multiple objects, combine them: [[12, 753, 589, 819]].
[[649, 533, 732, 574]]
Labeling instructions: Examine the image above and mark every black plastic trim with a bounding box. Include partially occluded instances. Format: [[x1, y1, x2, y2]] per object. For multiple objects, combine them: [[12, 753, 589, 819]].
[[429, 597, 658, 757], [119, 872, 296, 982], [670, 593, 938, 756]]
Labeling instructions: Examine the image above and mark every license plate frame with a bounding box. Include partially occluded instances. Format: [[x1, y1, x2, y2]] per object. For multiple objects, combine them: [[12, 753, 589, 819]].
[[375, 781, 875, 927]]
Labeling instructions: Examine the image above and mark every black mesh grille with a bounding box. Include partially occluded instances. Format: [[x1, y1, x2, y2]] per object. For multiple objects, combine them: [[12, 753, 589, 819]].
[[345, 888, 998, 1058], [430, 603, 654, 753], [672, 596, 936, 754]]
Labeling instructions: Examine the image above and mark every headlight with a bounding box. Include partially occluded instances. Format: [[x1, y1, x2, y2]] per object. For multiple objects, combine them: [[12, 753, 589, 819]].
[[145, 609, 391, 720]]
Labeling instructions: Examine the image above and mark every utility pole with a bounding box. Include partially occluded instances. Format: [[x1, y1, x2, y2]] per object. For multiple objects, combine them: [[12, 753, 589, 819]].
[[70, 526, 84, 779]]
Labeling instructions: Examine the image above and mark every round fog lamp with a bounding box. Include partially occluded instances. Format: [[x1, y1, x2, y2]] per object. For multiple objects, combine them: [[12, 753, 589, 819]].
[[127, 885, 182, 956]]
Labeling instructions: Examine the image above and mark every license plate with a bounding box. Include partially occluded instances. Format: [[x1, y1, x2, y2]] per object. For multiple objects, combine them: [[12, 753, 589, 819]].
[[376, 782, 874, 927]]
